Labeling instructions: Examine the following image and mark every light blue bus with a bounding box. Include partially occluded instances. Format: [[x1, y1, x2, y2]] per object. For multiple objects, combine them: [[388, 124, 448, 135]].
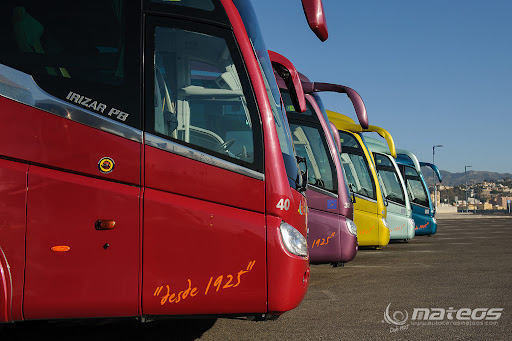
[[395, 150, 442, 236], [364, 137, 415, 241]]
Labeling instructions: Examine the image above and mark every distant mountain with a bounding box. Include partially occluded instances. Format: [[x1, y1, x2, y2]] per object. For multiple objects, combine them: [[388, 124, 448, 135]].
[[422, 169, 512, 187]]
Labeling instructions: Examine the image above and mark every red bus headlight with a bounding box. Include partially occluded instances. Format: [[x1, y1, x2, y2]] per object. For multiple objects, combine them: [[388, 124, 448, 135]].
[[279, 221, 308, 257]]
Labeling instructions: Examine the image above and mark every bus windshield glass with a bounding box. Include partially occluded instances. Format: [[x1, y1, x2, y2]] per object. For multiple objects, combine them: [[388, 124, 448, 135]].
[[311, 93, 332, 134], [283, 92, 337, 193], [374, 153, 405, 205], [232, 0, 300, 187], [339, 131, 376, 200], [403, 165, 429, 207], [311, 92, 351, 201]]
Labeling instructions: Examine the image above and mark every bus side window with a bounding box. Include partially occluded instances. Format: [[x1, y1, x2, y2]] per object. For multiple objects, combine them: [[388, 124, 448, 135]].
[[148, 25, 262, 172], [0, 1, 141, 129], [154, 64, 177, 137]]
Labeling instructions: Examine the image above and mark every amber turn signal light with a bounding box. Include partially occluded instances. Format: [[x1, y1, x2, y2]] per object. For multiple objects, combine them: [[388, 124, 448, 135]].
[[51, 246, 70, 252], [95, 219, 116, 230]]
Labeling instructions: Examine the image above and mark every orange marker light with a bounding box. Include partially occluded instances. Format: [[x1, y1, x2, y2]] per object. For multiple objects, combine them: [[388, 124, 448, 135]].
[[51, 246, 70, 252], [95, 219, 116, 230]]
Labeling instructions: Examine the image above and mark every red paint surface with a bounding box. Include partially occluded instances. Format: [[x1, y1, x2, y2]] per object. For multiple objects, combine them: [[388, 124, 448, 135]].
[[0, 0, 310, 320], [143, 186, 266, 315], [222, 0, 309, 313], [0, 159, 27, 322], [0, 97, 141, 186], [24, 166, 140, 319], [301, 0, 329, 41], [145, 146, 264, 213]]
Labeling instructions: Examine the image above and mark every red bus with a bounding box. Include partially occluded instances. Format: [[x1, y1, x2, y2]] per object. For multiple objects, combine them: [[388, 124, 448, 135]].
[[0, 0, 326, 324]]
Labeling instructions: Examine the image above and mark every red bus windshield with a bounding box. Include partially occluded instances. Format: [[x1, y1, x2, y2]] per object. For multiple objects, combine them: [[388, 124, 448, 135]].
[[232, 0, 302, 189]]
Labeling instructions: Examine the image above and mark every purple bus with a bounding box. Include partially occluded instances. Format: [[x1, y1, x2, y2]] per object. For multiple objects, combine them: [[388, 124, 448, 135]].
[[272, 65, 359, 266]]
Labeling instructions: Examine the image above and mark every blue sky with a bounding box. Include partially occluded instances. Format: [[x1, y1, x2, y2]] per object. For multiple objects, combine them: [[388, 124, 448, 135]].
[[252, 0, 512, 174]]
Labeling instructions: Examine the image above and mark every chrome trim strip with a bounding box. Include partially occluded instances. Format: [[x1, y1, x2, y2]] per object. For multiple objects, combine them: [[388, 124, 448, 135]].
[[307, 184, 338, 198], [145, 133, 265, 181], [0, 64, 142, 142], [354, 193, 377, 203]]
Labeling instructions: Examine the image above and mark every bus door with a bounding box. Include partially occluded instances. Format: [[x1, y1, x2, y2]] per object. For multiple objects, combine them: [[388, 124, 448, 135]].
[[362, 134, 414, 240], [0, 2, 142, 319], [372, 152, 414, 240], [142, 8, 267, 315], [396, 150, 437, 235], [337, 131, 389, 247], [400, 164, 436, 235]]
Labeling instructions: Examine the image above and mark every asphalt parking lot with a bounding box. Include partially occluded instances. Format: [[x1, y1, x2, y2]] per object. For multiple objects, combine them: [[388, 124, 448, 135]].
[[2, 215, 511, 340], [196, 215, 512, 341]]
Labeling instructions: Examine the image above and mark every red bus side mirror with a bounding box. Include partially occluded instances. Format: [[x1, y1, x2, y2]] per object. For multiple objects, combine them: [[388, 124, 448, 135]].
[[301, 0, 328, 42]]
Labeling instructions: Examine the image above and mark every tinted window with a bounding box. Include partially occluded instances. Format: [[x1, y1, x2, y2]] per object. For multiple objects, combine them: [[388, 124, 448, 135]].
[[233, 0, 301, 188], [289, 122, 337, 193], [340, 153, 375, 200], [403, 166, 429, 207], [0, 1, 141, 128], [378, 170, 405, 205], [339, 131, 362, 150], [404, 166, 419, 177], [144, 0, 228, 26], [283, 91, 313, 117], [151, 0, 214, 11], [375, 153, 405, 205], [375, 153, 393, 168], [147, 21, 263, 172], [338, 131, 376, 200], [407, 178, 429, 207]]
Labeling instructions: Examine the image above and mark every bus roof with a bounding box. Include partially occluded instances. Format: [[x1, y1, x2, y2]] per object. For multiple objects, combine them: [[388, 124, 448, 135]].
[[327, 111, 396, 158], [396, 149, 422, 173], [364, 136, 396, 158]]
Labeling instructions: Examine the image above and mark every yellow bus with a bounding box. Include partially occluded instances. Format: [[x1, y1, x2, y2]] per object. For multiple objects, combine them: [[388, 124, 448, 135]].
[[327, 111, 390, 248]]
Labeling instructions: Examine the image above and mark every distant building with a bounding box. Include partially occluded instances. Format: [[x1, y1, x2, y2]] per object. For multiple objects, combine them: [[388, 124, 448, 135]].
[[476, 203, 493, 210], [490, 196, 512, 208], [468, 197, 480, 204]]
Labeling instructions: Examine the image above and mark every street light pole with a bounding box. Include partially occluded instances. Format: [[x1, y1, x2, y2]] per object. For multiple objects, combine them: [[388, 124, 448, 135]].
[[465, 165, 472, 213], [433, 145, 443, 212]]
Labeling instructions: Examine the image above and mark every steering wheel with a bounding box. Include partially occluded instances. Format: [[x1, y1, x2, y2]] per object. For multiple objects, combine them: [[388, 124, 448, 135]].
[[236, 145, 249, 161], [216, 138, 236, 153]]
